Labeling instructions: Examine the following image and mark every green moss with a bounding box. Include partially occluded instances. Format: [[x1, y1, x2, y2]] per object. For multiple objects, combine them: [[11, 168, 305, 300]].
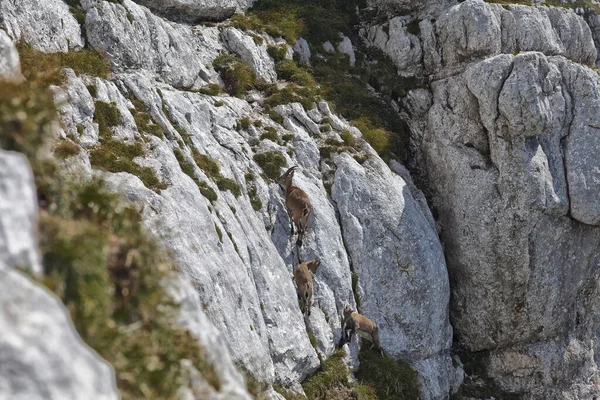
[[275, 60, 318, 87], [355, 347, 420, 400], [198, 83, 222, 96], [1, 78, 219, 399], [282, 133, 294, 143], [267, 45, 288, 63], [248, 183, 262, 211], [216, 177, 242, 197], [274, 385, 307, 400], [227, 231, 240, 256], [173, 148, 218, 202], [253, 120, 263, 127], [213, 54, 256, 97], [215, 224, 223, 243], [214, 101, 224, 107], [268, 109, 284, 124], [253, 150, 287, 180], [264, 84, 318, 110], [86, 84, 97, 97], [302, 349, 377, 400], [53, 139, 81, 159], [260, 126, 279, 143], [251, 33, 265, 45], [90, 138, 167, 192], [94, 100, 121, 138], [193, 151, 221, 179], [238, 117, 251, 130], [18, 42, 110, 87]]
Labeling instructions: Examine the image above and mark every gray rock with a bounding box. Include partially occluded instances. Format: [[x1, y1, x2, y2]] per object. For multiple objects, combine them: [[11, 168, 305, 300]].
[[332, 153, 455, 399], [292, 38, 311, 65], [414, 50, 600, 396], [322, 41, 335, 53], [0, 0, 83, 52], [336, 36, 356, 67], [363, 16, 422, 77], [0, 151, 41, 275], [131, 0, 251, 22], [0, 30, 22, 81], [0, 266, 118, 400], [222, 28, 277, 83], [85, 0, 224, 89]]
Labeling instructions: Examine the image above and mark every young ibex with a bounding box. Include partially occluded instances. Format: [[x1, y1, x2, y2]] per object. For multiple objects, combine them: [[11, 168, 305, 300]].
[[293, 259, 320, 316], [340, 305, 384, 356], [276, 166, 312, 247]]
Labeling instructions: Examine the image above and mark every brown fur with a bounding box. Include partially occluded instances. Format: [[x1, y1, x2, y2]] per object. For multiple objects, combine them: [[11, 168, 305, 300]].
[[341, 305, 383, 356], [276, 166, 312, 247], [293, 259, 320, 316]]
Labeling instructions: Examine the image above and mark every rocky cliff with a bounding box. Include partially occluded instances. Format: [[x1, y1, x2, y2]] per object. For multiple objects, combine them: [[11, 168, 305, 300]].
[[1, 0, 599, 399]]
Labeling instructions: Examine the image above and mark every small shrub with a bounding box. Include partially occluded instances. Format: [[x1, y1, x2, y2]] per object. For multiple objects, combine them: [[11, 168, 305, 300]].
[[269, 109, 284, 124], [274, 385, 306, 400], [340, 130, 357, 148], [94, 100, 121, 138], [267, 45, 287, 63], [275, 60, 317, 87], [216, 176, 242, 197], [352, 117, 391, 158], [264, 84, 318, 110], [53, 139, 81, 158], [198, 83, 222, 96], [320, 124, 331, 133], [355, 347, 420, 400], [302, 349, 377, 400], [213, 54, 256, 98], [253, 150, 287, 180], [90, 138, 167, 192], [18, 42, 110, 87], [199, 181, 218, 202], [214, 101, 224, 107], [253, 120, 263, 127], [260, 127, 279, 143], [282, 133, 294, 143], [215, 223, 223, 243], [238, 117, 251, 130], [251, 33, 265, 45], [86, 84, 98, 98], [192, 150, 220, 179]]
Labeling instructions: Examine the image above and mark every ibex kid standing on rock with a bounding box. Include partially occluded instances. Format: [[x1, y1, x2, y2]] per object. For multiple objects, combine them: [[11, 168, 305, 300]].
[[276, 166, 312, 247], [293, 259, 320, 316], [340, 305, 384, 357]]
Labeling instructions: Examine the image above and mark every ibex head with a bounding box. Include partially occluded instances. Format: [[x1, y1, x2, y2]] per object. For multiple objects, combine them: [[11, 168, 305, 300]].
[[343, 304, 353, 319], [276, 166, 297, 190]]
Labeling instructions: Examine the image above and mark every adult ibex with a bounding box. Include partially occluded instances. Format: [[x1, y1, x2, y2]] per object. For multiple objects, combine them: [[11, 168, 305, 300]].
[[293, 259, 320, 316], [276, 166, 312, 247], [340, 305, 384, 356]]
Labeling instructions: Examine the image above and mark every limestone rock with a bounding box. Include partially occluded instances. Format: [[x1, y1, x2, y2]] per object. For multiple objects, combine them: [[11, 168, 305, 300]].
[[292, 38, 311, 65], [131, 0, 251, 22], [0, 30, 22, 81], [222, 28, 277, 83], [0, 267, 119, 400], [0, 0, 83, 52], [0, 151, 41, 274]]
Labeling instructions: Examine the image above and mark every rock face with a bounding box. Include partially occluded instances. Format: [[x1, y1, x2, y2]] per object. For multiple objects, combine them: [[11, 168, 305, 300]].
[[131, 0, 252, 22], [385, 0, 600, 397], [0, 30, 21, 80], [0, 151, 41, 274], [1, 0, 458, 395], [0, 150, 118, 400], [0, 0, 83, 52]]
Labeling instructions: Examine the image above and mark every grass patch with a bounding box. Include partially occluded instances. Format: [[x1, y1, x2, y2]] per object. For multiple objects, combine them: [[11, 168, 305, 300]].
[[129, 99, 165, 139], [191, 149, 241, 197], [173, 148, 218, 202], [215, 223, 223, 243], [276, 60, 318, 87], [274, 385, 307, 400], [302, 349, 377, 400], [253, 150, 287, 180], [18, 42, 110, 87], [197, 83, 222, 96], [94, 100, 121, 137], [355, 347, 421, 400], [216, 177, 242, 197], [264, 83, 319, 110], [260, 126, 280, 143], [213, 54, 256, 97], [89, 138, 167, 192], [0, 79, 220, 400], [231, 9, 303, 44], [238, 117, 251, 130], [268, 45, 288, 62], [53, 139, 81, 158]]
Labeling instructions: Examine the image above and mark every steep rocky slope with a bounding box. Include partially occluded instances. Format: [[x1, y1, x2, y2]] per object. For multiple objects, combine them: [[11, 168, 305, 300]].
[[1, 0, 600, 399]]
